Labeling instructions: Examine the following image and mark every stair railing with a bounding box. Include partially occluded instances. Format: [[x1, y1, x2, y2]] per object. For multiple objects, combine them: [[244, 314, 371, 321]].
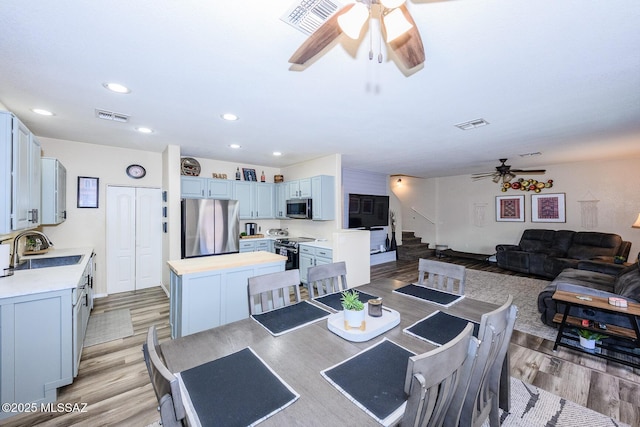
[[411, 206, 435, 224]]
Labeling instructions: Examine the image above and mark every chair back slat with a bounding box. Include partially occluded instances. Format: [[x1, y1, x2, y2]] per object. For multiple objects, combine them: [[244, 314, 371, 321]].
[[307, 261, 348, 298], [248, 269, 302, 314], [142, 326, 186, 427], [418, 258, 466, 295], [401, 323, 479, 427], [448, 295, 517, 427]]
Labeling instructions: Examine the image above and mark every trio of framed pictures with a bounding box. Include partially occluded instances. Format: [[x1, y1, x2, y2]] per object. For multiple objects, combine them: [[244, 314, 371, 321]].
[[496, 193, 566, 223]]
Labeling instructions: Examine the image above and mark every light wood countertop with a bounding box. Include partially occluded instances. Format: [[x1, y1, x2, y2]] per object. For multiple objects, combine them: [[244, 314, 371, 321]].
[[167, 251, 287, 276]]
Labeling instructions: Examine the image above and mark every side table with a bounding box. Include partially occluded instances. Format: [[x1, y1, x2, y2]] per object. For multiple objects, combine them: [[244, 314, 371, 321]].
[[552, 290, 640, 369]]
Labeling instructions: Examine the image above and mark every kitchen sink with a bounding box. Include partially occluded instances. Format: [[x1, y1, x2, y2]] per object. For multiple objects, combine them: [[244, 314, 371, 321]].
[[15, 255, 83, 270]]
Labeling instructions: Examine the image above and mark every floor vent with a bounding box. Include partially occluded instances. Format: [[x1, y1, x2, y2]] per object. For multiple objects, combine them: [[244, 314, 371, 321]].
[[95, 109, 130, 123], [281, 0, 342, 35], [454, 118, 490, 130]]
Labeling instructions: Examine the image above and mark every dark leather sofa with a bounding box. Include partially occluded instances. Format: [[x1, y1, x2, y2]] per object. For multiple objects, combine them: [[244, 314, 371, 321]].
[[495, 229, 631, 279], [537, 259, 640, 345]]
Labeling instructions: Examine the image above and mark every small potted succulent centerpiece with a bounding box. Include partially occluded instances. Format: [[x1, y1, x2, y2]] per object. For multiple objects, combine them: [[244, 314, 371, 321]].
[[576, 329, 608, 350], [614, 256, 626, 265], [341, 289, 365, 330]]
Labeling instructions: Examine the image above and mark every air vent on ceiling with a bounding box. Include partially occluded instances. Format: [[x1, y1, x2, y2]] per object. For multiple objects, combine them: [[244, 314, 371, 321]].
[[454, 118, 490, 130], [95, 109, 130, 123], [281, 0, 342, 35]]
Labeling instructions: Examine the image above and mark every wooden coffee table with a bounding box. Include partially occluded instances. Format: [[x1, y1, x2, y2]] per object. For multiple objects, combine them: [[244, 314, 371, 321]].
[[552, 290, 640, 369]]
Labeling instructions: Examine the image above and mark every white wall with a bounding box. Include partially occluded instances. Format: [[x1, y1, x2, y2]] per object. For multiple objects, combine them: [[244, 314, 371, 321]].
[[38, 137, 163, 295], [393, 156, 640, 261]]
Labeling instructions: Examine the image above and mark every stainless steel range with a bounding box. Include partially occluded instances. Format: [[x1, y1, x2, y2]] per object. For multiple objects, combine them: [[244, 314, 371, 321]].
[[274, 237, 315, 270]]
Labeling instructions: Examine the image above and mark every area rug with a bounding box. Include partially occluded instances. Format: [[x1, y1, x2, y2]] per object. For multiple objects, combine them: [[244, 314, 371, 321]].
[[83, 308, 134, 347], [464, 269, 557, 342], [487, 377, 629, 427]]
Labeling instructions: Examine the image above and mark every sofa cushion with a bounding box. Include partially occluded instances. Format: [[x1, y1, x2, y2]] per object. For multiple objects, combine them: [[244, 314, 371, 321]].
[[549, 230, 574, 255], [552, 268, 616, 292], [613, 263, 640, 302], [566, 232, 622, 260], [519, 229, 555, 252]]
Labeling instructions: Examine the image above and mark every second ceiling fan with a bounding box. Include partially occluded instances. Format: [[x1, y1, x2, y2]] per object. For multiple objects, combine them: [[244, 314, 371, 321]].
[[288, 0, 425, 70]]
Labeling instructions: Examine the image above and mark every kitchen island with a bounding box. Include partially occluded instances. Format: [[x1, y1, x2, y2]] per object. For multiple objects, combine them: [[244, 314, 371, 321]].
[[168, 251, 286, 338]]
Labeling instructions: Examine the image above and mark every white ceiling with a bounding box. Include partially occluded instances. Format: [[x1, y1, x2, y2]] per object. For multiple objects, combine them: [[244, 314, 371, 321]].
[[1, 0, 639, 178]]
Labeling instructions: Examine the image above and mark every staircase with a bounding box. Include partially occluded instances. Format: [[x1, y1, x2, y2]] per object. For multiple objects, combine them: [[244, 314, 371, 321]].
[[397, 231, 434, 261]]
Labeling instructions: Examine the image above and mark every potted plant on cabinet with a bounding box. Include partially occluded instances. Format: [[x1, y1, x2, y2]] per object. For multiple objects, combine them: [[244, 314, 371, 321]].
[[576, 329, 608, 350], [341, 289, 365, 331]]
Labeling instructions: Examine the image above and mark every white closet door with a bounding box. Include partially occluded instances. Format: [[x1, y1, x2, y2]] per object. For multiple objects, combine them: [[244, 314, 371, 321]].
[[135, 187, 161, 290], [106, 186, 161, 294]]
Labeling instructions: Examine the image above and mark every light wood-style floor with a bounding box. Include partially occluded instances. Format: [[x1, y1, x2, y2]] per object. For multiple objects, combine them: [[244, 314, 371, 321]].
[[4, 258, 639, 426]]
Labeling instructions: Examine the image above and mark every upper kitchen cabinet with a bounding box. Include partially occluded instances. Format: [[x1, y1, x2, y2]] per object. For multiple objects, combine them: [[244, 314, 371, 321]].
[[41, 157, 67, 225], [0, 111, 42, 234], [311, 175, 335, 220], [180, 176, 233, 199], [207, 179, 233, 199], [233, 181, 274, 219], [274, 183, 288, 219], [288, 178, 311, 199]]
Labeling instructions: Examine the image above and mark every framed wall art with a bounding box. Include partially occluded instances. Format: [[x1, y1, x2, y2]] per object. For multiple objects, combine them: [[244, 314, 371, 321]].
[[242, 168, 257, 181], [495, 195, 525, 222], [77, 176, 99, 208], [532, 193, 566, 222]]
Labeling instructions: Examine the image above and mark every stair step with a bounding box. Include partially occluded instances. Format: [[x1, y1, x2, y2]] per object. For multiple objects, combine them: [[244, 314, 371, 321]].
[[397, 231, 432, 261]]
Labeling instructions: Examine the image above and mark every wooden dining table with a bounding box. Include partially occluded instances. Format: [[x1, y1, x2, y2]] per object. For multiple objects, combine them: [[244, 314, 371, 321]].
[[161, 277, 508, 426]]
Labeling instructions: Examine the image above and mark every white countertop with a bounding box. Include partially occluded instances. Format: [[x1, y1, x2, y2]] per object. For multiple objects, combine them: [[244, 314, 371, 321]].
[[299, 240, 333, 250], [0, 247, 94, 299], [167, 251, 287, 276]]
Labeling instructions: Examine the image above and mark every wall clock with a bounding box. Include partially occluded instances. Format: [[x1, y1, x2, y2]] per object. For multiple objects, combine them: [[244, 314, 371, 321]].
[[126, 164, 146, 179]]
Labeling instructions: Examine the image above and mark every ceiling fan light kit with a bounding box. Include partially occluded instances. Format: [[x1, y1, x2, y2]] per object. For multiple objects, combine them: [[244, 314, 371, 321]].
[[382, 7, 413, 42], [287, 0, 425, 70], [337, 2, 369, 39]]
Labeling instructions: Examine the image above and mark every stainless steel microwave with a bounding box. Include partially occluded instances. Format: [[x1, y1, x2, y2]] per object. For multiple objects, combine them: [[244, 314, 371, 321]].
[[286, 198, 312, 219]]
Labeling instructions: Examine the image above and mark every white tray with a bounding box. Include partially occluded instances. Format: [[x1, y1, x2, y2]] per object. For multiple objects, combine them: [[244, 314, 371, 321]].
[[327, 304, 401, 342]]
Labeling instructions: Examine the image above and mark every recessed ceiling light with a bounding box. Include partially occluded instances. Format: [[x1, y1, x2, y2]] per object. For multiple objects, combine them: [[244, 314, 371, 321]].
[[103, 82, 131, 94], [273, 151, 282, 156], [229, 144, 241, 149], [136, 127, 153, 134], [221, 113, 239, 121], [32, 108, 54, 116]]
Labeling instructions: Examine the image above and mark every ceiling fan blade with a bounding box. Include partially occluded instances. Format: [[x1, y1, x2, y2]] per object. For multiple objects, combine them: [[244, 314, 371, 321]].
[[388, 5, 425, 69], [288, 3, 355, 65], [510, 169, 546, 174]]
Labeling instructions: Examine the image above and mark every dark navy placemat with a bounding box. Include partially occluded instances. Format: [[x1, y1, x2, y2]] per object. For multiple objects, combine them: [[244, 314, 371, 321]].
[[393, 283, 464, 307], [314, 290, 379, 311], [178, 347, 299, 427], [252, 300, 331, 336], [404, 311, 479, 346], [321, 339, 415, 425]]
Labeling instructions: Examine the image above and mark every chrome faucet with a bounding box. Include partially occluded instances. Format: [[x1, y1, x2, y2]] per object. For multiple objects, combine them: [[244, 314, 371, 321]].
[[10, 230, 54, 269]]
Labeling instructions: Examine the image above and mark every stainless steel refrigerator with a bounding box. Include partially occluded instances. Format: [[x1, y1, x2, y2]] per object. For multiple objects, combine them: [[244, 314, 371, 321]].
[[181, 199, 240, 258]]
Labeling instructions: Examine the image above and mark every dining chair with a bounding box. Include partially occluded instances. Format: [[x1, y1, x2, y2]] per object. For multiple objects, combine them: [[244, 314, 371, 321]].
[[307, 261, 348, 298], [142, 325, 186, 427], [447, 295, 517, 427], [248, 269, 302, 314], [417, 258, 467, 295], [399, 323, 479, 427]]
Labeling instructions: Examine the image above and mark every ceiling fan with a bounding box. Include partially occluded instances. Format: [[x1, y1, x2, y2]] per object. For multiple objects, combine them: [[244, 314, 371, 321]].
[[472, 159, 546, 184], [287, 0, 425, 69]]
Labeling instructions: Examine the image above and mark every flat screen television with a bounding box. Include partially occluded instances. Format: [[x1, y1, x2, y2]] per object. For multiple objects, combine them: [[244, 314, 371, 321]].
[[348, 194, 389, 229]]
